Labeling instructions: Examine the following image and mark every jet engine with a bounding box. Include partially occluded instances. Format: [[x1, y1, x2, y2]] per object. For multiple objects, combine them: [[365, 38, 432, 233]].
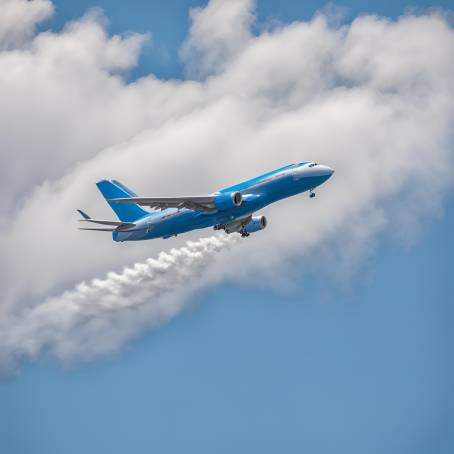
[[214, 192, 242, 210], [243, 216, 267, 235]]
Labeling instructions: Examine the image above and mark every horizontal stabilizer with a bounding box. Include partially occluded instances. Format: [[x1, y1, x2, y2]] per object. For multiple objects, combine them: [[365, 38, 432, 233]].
[[78, 227, 116, 232], [77, 209, 135, 232], [78, 219, 135, 228]]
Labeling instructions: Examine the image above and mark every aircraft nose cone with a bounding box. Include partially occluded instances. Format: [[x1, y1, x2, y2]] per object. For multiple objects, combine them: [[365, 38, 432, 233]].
[[320, 165, 334, 178]]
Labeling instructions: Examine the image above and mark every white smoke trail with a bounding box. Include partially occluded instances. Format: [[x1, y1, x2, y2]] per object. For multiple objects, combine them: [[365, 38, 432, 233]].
[[0, 234, 239, 368]]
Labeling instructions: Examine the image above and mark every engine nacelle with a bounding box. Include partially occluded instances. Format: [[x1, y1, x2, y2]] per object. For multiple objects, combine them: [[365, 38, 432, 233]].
[[244, 216, 267, 234], [214, 192, 242, 210]]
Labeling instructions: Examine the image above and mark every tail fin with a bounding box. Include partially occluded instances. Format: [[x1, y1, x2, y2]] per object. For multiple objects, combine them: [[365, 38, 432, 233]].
[[96, 180, 148, 222]]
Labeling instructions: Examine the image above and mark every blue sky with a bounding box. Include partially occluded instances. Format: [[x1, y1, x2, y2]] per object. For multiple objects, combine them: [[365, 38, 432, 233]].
[[1, 202, 453, 453], [43, 0, 454, 79], [1, 1, 454, 453]]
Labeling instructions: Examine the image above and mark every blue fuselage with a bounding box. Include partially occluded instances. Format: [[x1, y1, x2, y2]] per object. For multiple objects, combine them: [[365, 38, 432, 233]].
[[113, 162, 334, 241]]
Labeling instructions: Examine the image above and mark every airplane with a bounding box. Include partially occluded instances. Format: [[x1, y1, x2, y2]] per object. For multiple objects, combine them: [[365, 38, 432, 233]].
[[77, 162, 334, 242]]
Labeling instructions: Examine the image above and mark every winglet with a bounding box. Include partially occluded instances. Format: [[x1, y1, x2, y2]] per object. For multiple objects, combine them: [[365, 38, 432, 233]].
[[77, 209, 91, 220]]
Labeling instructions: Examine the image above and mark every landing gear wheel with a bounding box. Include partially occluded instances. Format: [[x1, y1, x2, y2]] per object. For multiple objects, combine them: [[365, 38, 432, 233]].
[[241, 231, 250, 238], [310, 191, 315, 198]]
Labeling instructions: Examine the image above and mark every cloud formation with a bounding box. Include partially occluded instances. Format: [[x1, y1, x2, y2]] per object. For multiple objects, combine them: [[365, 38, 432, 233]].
[[0, 0, 53, 49], [0, 0, 453, 368], [180, 0, 255, 77]]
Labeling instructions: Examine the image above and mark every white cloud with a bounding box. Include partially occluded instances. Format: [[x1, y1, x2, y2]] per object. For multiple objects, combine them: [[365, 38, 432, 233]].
[[0, 0, 453, 369], [0, 8, 149, 216], [180, 0, 255, 78], [0, 0, 53, 49]]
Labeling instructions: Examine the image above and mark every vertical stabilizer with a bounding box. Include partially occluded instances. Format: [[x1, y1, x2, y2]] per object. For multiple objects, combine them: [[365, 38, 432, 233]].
[[96, 180, 148, 222]]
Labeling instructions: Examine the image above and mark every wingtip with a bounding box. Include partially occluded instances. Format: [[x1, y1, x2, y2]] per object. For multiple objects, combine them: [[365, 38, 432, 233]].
[[77, 209, 90, 219]]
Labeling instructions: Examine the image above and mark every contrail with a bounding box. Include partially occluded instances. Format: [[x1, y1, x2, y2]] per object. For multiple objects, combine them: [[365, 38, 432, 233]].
[[0, 234, 239, 368]]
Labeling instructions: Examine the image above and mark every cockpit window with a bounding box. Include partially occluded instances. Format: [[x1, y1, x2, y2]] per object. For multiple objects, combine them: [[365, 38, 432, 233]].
[[308, 163, 318, 168]]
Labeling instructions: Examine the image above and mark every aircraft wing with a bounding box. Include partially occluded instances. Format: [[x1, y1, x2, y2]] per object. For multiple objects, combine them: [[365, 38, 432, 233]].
[[108, 196, 217, 212], [222, 215, 252, 234]]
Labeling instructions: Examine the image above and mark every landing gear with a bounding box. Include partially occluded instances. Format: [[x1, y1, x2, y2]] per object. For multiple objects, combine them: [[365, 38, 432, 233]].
[[213, 224, 224, 231], [238, 226, 250, 238], [309, 189, 315, 198]]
